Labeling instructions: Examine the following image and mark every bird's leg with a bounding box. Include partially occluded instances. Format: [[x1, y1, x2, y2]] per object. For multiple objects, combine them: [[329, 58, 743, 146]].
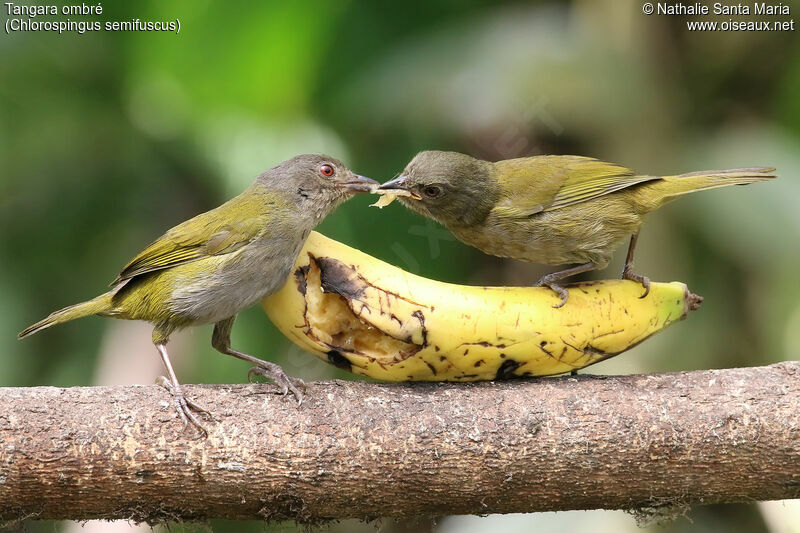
[[535, 262, 598, 309], [154, 377, 209, 415], [155, 343, 210, 437], [212, 317, 304, 403], [621, 232, 651, 298]]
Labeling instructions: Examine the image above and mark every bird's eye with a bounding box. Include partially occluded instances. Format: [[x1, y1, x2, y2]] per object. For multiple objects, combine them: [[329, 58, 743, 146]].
[[319, 164, 335, 177], [422, 185, 442, 198]]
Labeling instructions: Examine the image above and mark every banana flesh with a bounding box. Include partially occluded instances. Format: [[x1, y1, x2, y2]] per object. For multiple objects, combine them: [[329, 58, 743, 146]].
[[369, 186, 413, 208], [370, 193, 398, 208], [262, 231, 702, 381]]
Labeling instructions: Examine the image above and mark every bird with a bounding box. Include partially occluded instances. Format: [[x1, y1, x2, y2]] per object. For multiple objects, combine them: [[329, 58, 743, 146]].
[[19, 154, 377, 435], [378, 150, 776, 306]]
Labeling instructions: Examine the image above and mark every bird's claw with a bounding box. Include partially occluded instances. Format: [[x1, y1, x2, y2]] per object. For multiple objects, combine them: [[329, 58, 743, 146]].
[[622, 268, 651, 299], [535, 275, 570, 308], [248, 362, 305, 404], [174, 395, 209, 438], [155, 375, 212, 437]]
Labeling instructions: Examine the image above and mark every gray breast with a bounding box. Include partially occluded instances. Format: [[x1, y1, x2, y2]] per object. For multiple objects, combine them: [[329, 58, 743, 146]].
[[168, 233, 306, 325]]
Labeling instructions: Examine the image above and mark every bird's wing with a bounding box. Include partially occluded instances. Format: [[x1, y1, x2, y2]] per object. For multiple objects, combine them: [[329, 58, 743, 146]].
[[491, 156, 659, 218], [111, 202, 265, 286]]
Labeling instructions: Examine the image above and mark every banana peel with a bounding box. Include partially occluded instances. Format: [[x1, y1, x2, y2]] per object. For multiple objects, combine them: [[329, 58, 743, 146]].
[[262, 231, 702, 381]]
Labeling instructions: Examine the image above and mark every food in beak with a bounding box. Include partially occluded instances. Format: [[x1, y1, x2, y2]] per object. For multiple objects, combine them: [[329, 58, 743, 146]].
[[369, 185, 418, 208]]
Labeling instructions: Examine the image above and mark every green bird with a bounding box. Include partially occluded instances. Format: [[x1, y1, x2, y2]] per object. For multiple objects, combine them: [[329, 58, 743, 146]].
[[379, 151, 776, 306], [19, 154, 377, 434]]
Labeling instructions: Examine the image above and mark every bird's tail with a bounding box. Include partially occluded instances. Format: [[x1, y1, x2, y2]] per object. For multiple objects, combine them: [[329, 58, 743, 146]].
[[18, 292, 114, 339], [643, 167, 777, 209]]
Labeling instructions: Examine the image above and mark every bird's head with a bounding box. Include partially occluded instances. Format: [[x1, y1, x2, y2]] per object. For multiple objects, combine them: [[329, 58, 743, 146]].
[[379, 151, 499, 228], [257, 154, 377, 220]]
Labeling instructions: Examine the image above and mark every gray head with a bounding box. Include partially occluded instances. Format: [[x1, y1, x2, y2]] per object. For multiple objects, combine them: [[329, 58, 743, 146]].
[[256, 154, 377, 219], [379, 151, 499, 227]]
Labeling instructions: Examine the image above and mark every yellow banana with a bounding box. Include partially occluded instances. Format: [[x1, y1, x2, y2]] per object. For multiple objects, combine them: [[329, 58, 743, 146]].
[[262, 231, 702, 381]]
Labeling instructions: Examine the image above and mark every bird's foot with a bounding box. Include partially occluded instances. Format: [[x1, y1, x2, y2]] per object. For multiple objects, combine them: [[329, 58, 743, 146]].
[[622, 268, 651, 298], [156, 376, 212, 437], [535, 274, 570, 308], [248, 362, 305, 404]]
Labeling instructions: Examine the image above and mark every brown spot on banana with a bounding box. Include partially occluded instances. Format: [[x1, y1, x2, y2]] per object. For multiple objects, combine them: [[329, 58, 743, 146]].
[[327, 350, 352, 371], [315, 257, 367, 301], [496, 359, 522, 380], [294, 265, 309, 296], [425, 361, 437, 375]]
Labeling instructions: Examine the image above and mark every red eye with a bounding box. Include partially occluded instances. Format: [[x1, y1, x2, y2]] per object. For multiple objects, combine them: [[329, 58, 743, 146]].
[[319, 164, 334, 177]]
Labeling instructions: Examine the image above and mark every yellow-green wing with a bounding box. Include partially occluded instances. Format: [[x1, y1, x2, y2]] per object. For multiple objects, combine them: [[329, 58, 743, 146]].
[[111, 202, 265, 286], [491, 155, 659, 218]]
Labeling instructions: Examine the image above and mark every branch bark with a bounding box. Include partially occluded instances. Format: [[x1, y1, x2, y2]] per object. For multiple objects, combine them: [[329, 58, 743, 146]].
[[1, 362, 799, 525]]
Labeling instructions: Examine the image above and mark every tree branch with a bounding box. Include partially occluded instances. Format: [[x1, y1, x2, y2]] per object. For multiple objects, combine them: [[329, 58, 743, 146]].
[[1, 362, 799, 525]]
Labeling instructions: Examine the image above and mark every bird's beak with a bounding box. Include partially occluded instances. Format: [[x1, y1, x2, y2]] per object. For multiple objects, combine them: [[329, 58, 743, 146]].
[[378, 176, 421, 199], [341, 174, 379, 193]]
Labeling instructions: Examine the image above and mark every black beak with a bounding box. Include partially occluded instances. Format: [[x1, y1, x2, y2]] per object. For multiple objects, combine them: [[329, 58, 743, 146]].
[[378, 175, 408, 191], [378, 175, 421, 199], [342, 174, 379, 193]]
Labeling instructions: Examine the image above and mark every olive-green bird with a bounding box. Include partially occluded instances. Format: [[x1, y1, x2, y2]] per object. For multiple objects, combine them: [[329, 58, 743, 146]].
[[19, 154, 377, 435], [379, 151, 776, 306]]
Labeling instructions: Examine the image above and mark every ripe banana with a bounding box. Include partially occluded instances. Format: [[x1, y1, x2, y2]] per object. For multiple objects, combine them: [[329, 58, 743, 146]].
[[261, 232, 702, 382]]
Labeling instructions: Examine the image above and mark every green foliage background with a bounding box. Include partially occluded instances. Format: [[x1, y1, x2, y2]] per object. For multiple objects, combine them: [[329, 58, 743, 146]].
[[1, 1, 798, 532]]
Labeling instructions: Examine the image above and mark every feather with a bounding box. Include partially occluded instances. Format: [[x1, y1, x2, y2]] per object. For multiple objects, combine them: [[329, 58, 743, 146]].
[[111, 196, 267, 286], [491, 155, 659, 218]]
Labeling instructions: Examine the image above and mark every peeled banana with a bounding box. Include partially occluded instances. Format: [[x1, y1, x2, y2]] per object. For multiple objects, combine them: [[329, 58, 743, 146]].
[[261, 232, 702, 382]]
